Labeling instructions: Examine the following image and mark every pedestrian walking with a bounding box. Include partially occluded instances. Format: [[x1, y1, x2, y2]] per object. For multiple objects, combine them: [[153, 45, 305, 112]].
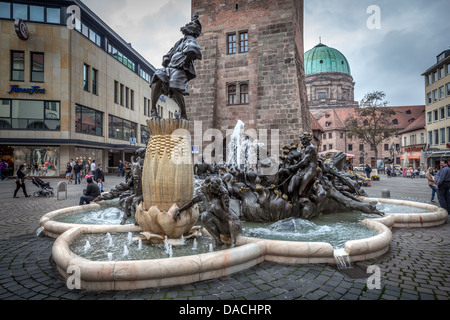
[[118, 160, 124, 177], [70, 158, 75, 180], [73, 161, 82, 184], [94, 163, 105, 183], [90, 160, 96, 175], [435, 160, 450, 213], [0, 159, 7, 181], [13, 164, 31, 198], [426, 167, 437, 203], [365, 164, 372, 179], [65, 162, 72, 184]]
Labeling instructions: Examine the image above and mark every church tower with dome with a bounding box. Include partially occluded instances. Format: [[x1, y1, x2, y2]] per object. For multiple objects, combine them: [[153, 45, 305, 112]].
[[304, 42, 358, 110]]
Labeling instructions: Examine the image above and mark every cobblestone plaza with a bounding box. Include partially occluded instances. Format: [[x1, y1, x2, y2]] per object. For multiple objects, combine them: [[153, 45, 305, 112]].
[[0, 174, 448, 302]]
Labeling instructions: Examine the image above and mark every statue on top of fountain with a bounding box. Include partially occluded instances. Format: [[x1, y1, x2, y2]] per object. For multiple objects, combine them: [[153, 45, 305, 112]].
[[149, 13, 202, 120]]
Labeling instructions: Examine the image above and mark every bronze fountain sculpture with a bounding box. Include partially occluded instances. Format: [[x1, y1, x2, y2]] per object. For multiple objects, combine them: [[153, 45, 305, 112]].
[[95, 14, 383, 248]]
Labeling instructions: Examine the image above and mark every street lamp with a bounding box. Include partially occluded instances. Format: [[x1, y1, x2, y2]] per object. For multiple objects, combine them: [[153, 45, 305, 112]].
[[389, 143, 395, 163], [360, 151, 368, 165]]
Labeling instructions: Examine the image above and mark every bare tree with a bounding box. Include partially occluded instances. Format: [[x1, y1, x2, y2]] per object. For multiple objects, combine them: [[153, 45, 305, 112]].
[[345, 91, 398, 163]]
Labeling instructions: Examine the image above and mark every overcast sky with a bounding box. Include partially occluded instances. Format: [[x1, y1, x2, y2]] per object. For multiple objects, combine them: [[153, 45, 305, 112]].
[[82, 0, 450, 107]]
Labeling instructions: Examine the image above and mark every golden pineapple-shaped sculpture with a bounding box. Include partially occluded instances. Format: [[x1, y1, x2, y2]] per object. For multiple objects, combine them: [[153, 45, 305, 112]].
[[135, 119, 199, 242]]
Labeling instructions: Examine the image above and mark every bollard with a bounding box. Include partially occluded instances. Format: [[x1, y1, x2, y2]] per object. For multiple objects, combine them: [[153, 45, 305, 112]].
[[381, 189, 390, 198], [57, 181, 67, 200]]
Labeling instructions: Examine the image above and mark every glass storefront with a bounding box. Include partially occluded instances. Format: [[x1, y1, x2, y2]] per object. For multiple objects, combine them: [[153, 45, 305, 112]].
[[14, 146, 59, 176], [74, 147, 103, 174]]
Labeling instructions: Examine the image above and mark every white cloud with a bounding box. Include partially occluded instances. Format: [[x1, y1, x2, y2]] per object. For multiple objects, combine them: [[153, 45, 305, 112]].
[[81, 0, 449, 106], [82, 0, 191, 67]]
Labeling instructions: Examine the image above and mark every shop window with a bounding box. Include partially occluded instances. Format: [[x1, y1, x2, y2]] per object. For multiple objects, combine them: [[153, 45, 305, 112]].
[[14, 146, 60, 176]]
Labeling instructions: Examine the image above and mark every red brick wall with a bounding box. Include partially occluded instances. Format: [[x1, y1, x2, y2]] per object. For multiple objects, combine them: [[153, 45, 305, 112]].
[[187, 0, 310, 156]]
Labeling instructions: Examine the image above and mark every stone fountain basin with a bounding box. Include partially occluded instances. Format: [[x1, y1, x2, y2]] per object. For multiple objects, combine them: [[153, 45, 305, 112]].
[[39, 202, 141, 238], [359, 197, 448, 228], [46, 198, 447, 291]]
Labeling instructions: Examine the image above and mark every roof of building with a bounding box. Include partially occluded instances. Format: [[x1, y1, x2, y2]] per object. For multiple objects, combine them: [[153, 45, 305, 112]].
[[309, 112, 324, 132], [304, 43, 351, 76], [397, 112, 426, 135], [313, 105, 425, 132]]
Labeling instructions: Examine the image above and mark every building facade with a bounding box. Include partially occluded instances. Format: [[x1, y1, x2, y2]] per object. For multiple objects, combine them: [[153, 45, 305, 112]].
[[306, 42, 425, 169], [0, 0, 179, 177], [422, 49, 450, 168], [305, 43, 357, 110], [186, 0, 311, 161]]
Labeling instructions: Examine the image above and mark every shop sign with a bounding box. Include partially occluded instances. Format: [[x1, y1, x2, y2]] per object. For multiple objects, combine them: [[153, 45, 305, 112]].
[[8, 85, 45, 94], [191, 145, 199, 154], [14, 19, 29, 40]]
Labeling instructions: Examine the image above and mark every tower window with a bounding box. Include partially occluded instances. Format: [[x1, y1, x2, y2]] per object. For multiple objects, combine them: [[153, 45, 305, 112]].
[[318, 92, 327, 99], [227, 34, 236, 54], [228, 85, 237, 104]]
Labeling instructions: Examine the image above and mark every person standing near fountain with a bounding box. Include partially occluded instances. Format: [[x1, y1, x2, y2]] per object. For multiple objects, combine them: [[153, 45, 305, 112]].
[[435, 160, 450, 213], [149, 13, 202, 120], [426, 167, 437, 203]]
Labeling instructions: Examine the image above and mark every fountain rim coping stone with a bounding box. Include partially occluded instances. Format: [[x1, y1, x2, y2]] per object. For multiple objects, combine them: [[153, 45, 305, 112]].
[[45, 198, 447, 290]]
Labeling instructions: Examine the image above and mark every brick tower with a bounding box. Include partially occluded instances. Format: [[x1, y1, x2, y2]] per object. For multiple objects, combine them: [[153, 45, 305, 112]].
[[186, 0, 311, 159]]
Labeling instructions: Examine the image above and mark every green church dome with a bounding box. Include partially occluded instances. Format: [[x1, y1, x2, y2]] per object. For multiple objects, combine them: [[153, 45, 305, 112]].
[[304, 43, 351, 76]]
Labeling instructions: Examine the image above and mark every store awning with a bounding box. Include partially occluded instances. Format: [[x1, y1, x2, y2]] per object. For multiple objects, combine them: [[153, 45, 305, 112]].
[[400, 152, 421, 161], [426, 150, 450, 159]]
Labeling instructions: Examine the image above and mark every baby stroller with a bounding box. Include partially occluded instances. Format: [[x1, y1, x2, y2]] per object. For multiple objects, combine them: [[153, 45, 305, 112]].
[[31, 177, 54, 197]]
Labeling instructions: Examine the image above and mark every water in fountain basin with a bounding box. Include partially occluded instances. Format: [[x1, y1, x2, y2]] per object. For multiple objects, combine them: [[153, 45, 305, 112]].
[[376, 203, 428, 214], [138, 239, 142, 250], [192, 238, 198, 251], [242, 211, 379, 249], [123, 245, 129, 257], [84, 240, 91, 253], [52, 205, 136, 225], [107, 252, 113, 261], [106, 233, 113, 247], [70, 232, 220, 261]]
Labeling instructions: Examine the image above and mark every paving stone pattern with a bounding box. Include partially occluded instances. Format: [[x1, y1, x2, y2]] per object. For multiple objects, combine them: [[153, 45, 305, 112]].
[[0, 175, 449, 300]]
